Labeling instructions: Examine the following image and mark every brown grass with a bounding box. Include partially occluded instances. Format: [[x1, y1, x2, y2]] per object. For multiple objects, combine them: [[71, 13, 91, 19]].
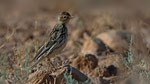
[[0, 0, 150, 84]]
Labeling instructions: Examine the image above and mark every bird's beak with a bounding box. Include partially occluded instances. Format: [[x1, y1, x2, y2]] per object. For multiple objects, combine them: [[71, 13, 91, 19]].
[[70, 16, 74, 19]]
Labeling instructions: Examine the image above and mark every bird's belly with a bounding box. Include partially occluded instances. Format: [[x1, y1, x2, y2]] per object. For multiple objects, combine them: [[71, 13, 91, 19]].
[[54, 42, 67, 54]]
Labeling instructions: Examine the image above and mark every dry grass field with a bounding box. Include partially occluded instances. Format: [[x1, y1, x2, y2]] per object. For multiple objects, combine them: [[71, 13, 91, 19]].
[[0, 0, 150, 84]]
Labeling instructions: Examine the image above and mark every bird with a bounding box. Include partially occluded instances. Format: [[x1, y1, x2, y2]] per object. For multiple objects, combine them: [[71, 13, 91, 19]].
[[30, 11, 73, 69]]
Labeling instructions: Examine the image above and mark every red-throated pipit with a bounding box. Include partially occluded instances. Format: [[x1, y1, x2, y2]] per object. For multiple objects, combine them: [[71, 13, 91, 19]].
[[30, 11, 72, 69]]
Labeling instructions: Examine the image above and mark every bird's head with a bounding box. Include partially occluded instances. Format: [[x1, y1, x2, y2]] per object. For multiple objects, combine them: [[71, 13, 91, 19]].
[[58, 11, 73, 24]]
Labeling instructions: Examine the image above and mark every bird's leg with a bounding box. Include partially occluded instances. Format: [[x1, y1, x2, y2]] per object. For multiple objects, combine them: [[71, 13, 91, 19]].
[[47, 57, 56, 72]]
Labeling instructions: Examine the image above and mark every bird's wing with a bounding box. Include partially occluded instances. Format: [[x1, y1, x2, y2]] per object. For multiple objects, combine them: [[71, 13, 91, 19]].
[[30, 24, 63, 68]]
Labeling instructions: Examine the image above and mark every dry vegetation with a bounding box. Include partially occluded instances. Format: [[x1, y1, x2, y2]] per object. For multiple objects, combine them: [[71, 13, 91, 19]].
[[0, 0, 150, 84]]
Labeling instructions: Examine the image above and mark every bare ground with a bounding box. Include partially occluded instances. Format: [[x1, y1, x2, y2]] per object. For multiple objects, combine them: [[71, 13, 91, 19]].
[[0, 0, 150, 84]]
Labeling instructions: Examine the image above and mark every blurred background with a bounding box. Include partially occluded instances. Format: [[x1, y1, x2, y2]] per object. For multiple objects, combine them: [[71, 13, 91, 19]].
[[0, 0, 150, 84]]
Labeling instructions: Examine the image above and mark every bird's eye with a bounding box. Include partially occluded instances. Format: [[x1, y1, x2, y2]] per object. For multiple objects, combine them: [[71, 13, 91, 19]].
[[63, 16, 67, 18]]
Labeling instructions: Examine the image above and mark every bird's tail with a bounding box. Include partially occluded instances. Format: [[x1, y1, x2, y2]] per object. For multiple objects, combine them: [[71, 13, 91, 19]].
[[29, 55, 44, 70]]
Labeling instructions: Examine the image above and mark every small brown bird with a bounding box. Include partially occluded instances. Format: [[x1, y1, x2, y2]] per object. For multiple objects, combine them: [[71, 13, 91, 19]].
[[30, 11, 72, 69]]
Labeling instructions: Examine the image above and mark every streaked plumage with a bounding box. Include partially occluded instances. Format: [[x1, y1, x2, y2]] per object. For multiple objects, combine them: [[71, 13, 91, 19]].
[[30, 11, 72, 69]]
